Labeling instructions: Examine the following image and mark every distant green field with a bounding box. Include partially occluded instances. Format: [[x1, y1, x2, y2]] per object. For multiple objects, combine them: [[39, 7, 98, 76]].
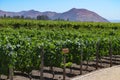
[[0, 18, 120, 29]]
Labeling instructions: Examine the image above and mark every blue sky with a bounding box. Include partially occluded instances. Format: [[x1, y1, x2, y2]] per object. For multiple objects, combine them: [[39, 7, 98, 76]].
[[0, 0, 120, 20]]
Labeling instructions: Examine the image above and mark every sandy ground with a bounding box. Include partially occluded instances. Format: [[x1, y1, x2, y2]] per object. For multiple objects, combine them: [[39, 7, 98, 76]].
[[71, 65, 120, 80]]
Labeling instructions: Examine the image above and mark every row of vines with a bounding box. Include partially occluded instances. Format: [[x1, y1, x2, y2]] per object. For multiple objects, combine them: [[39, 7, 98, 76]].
[[0, 18, 120, 29], [0, 19, 120, 79]]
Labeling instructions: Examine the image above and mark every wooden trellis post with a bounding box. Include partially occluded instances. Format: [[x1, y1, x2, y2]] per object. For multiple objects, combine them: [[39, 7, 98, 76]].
[[9, 67, 14, 80], [62, 48, 69, 80], [109, 42, 112, 67], [80, 49, 83, 75], [40, 48, 44, 80], [96, 41, 99, 69]]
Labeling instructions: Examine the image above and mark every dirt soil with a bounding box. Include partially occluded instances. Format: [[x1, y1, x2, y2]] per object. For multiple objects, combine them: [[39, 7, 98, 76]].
[[1, 55, 120, 80]]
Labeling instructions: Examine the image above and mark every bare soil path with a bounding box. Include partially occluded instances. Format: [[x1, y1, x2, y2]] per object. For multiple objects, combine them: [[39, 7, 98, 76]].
[[71, 65, 120, 80]]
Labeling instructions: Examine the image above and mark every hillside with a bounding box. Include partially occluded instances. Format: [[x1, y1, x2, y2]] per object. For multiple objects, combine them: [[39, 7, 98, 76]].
[[0, 8, 109, 22]]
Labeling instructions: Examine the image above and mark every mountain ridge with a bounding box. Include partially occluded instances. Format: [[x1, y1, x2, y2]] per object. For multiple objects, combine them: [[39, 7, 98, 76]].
[[0, 8, 109, 22]]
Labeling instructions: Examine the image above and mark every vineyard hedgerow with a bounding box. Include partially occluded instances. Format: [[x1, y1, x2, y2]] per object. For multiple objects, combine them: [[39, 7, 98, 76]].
[[0, 19, 120, 78]]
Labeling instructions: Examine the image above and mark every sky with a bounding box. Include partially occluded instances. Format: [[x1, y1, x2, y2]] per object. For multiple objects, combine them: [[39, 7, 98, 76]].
[[0, 0, 120, 20]]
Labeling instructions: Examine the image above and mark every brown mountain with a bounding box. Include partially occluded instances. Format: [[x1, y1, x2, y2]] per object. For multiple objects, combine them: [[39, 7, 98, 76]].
[[0, 8, 109, 22], [55, 8, 109, 22]]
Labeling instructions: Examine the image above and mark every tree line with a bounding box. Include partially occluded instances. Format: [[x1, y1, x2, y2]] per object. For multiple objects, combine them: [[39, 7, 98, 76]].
[[0, 14, 67, 21]]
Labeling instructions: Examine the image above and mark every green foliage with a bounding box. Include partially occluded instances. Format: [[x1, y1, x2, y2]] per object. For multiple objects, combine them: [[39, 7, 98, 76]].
[[37, 15, 50, 20], [0, 19, 120, 75]]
